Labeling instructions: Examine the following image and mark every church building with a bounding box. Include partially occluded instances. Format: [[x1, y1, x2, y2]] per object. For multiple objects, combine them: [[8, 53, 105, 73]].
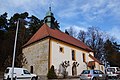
[[22, 7, 104, 76]]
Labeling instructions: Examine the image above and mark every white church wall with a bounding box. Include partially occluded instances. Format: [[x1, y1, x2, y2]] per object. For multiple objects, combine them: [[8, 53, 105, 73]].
[[50, 39, 91, 76]]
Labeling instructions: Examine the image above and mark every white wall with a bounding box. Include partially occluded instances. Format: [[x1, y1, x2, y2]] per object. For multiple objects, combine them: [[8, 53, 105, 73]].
[[50, 40, 90, 76]]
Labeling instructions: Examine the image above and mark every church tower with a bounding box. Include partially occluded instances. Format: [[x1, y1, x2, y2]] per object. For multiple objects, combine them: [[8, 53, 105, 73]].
[[44, 7, 60, 30]]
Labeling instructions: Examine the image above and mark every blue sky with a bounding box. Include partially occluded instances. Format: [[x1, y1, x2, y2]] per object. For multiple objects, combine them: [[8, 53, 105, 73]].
[[0, 0, 120, 43]]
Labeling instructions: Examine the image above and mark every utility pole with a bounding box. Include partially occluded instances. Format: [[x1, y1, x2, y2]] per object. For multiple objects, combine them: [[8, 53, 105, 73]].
[[11, 19, 20, 80]]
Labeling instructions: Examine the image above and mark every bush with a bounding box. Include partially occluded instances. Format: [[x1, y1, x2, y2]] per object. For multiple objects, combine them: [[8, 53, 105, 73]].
[[47, 65, 57, 79]]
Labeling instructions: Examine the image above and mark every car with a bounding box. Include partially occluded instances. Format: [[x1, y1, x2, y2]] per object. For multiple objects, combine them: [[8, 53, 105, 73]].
[[4, 67, 38, 80], [105, 67, 120, 79], [80, 70, 107, 80]]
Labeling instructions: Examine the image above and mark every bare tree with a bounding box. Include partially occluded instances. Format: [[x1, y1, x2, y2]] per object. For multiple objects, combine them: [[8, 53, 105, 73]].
[[77, 30, 86, 43], [86, 27, 98, 50], [66, 27, 77, 38], [86, 27, 105, 61]]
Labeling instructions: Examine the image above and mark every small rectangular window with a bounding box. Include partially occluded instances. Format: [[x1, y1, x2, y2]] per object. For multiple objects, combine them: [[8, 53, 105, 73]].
[[30, 66, 33, 73], [72, 50, 76, 61], [59, 46, 64, 53]]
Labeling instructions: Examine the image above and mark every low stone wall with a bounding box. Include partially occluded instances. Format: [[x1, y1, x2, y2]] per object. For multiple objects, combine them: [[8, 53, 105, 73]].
[[37, 75, 79, 80], [38, 75, 48, 80]]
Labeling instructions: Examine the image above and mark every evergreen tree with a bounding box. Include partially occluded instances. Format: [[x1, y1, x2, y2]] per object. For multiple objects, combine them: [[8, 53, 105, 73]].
[[0, 12, 44, 70], [0, 12, 8, 30], [28, 15, 43, 35], [47, 65, 57, 79], [104, 39, 120, 67]]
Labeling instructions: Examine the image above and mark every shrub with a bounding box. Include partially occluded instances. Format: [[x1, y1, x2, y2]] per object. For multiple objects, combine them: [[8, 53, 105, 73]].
[[47, 65, 57, 79]]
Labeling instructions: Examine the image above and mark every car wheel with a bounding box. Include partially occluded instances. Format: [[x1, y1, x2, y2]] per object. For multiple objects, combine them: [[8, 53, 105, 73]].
[[105, 76, 108, 80], [31, 77, 36, 80], [13, 77, 16, 80], [111, 76, 115, 79], [92, 77, 98, 80], [7, 77, 10, 80]]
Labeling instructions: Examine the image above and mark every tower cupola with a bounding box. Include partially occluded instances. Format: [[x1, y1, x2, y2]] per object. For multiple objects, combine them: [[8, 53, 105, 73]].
[[46, 7, 54, 16], [44, 7, 60, 30], [44, 7, 55, 29]]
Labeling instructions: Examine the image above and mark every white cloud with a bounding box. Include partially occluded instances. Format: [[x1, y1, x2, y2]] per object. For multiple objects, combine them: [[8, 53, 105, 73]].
[[57, 4, 79, 18], [61, 24, 87, 33], [1, 0, 120, 21], [72, 25, 87, 32], [56, 0, 120, 22], [108, 26, 120, 41], [80, 3, 90, 13], [0, 0, 50, 18]]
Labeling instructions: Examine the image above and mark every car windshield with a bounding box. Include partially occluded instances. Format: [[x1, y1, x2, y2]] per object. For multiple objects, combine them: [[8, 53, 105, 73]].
[[107, 68, 115, 72], [81, 70, 90, 74], [5, 69, 9, 73]]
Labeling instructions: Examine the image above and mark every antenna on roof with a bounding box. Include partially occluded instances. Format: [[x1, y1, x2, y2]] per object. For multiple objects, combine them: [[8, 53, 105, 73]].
[[49, 6, 51, 11], [49, 0, 53, 11]]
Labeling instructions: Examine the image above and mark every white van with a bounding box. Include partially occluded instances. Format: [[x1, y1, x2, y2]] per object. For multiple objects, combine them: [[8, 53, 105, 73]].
[[106, 67, 120, 79], [4, 67, 38, 80]]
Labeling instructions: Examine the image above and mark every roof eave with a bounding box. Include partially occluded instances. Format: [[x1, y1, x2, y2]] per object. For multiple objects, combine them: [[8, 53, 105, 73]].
[[23, 35, 92, 52], [50, 36, 93, 52]]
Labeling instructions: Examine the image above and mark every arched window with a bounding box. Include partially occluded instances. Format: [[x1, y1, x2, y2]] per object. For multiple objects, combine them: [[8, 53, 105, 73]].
[[83, 53, 86, 62], [72, 50, 76, 61]]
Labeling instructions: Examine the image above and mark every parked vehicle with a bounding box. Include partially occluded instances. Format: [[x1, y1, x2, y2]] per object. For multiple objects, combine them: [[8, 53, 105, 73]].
[[106, 67, 120, 79], [4, 67, 38, 80], [80, 70, 107, 80]]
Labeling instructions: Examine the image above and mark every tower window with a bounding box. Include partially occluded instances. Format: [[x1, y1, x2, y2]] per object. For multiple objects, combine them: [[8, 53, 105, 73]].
[[45, 19, 47, 23], [72, 50, 76, 61], [59, 46, 64, 53]]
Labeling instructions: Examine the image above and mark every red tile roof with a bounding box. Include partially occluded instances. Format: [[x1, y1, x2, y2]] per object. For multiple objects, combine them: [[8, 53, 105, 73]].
[[24, 24, 92, 52]]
